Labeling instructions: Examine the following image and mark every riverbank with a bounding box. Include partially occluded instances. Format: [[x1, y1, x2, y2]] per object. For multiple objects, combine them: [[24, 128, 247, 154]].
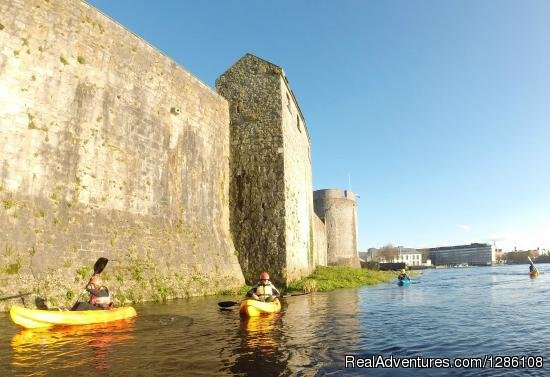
[[215, 266, 399, 297], [286, 266, 398, 293], [0, 267, 405, 312]]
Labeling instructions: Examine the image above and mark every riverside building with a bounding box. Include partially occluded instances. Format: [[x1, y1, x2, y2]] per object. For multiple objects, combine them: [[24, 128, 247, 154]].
[[428, 243, 495, 266]]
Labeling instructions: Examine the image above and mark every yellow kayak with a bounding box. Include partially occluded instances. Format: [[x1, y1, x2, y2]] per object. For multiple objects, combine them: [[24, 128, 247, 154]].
[[239, 299, 281, 317], [530, 270, 540, 278], [10, 305, 137, 329]]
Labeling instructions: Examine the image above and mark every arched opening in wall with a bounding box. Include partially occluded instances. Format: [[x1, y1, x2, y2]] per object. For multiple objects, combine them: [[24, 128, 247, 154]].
[[296, 115, 301, 133]]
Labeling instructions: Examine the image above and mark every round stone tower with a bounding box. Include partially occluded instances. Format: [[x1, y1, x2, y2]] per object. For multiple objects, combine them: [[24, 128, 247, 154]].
[[313, 189, 360, 268]]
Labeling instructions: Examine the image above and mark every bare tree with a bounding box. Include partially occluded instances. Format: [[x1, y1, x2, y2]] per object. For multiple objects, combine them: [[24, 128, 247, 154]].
[[379, 244, 399, 262], [418, 248, 431, 263]]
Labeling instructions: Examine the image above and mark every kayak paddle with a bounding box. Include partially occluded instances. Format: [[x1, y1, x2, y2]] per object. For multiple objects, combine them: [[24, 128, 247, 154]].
[[94, 257, 109, 274], [217, 292, 310, 308], [0, 292, 31, 301]]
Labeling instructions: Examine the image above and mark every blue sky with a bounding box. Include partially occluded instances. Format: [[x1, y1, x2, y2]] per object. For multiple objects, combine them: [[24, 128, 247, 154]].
[[87, 0, 550, 252]]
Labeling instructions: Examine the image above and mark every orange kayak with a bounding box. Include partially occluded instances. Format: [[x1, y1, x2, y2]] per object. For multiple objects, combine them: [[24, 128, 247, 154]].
[[529, 270, 540, 278], [10, 305, 137, 329], [239, 299, 281, 317]]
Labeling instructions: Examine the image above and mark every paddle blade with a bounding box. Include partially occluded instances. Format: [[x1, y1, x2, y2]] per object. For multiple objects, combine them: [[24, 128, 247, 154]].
[[218, 301, 239, 308], [93, 257, 109, 274]]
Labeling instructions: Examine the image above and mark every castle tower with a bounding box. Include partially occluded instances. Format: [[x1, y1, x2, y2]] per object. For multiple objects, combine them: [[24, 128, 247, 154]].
[[313, 189, 360, 268], [216, 54, 315, 285]]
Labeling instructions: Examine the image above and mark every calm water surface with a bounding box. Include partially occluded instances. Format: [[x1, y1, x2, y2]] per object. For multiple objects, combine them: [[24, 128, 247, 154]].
[[1, 264, 548, 376]]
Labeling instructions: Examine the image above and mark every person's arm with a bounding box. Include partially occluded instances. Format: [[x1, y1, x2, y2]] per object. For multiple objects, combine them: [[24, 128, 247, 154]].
[[271, 285, 281, 296], [86, 280, 108, 296], [86, 285, 109, 296], [86, 286, 103, 296]]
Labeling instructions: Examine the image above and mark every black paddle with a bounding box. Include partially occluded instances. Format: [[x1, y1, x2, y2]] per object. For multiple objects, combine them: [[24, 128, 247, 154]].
[[217, 292, 310, 309], [0, 292, 31, 301], [94, 257, 109, 274]]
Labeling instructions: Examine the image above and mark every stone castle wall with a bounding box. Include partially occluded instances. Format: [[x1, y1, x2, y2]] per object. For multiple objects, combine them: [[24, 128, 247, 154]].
[[280, 76, 315, 280], [216, 55, 288, 285], [216, 54, 316, 285], [313, 214, 327, 267], [0, 0, 244, 310], [313, 189, 360, 268]]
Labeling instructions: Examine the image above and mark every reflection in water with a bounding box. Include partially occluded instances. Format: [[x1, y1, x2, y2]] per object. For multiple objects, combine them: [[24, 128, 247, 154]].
[[11, 318, 135, 374], [2, 265, 550, 376], [281, 290, 361, 375], [229, 314, 288, 377]]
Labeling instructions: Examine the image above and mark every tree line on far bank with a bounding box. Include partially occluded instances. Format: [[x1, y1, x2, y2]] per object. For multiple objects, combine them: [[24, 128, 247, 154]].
[[500, 250, 548, 264]]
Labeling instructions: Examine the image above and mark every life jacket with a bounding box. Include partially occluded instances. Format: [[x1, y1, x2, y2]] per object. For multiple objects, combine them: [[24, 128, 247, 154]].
[[90, 289, 111, 307], [256, 282, 274, 299], [87, 275, 111, 308]]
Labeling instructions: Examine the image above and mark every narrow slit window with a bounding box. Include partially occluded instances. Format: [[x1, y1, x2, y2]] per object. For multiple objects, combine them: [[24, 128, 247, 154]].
[[286, 92, 292, 113]]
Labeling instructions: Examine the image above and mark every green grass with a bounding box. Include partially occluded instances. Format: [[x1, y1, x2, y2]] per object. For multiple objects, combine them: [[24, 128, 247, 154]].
[[288, 266, 397, 292], [217, 285, 251, 296], [76, 266, 92, 280], [3, 261, 21, 274]]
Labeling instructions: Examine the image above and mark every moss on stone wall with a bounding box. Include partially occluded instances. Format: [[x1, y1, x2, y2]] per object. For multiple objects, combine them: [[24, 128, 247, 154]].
[[0, 0, 245, 311]]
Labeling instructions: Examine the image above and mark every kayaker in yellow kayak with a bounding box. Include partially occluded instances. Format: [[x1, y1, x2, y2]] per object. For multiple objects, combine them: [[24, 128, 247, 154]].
[[246, 272, 281, 302], [529, 264, 538, 274], [71, 257, 112, 311]]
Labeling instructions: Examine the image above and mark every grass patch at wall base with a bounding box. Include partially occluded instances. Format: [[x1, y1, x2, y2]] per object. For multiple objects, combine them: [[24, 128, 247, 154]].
[[288, 266, 397, 292]]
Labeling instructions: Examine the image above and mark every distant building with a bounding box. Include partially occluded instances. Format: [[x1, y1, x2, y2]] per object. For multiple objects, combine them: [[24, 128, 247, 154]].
[[394, 247, 424, 267], [359, 249, 378, 262], [494, 249, 505, 264], [364, 246, 431, 267], [428, 243, 495, 266]]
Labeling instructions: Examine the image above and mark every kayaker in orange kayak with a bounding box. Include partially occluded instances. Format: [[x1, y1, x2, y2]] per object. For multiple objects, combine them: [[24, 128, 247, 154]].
[[71, 258, 112, 311], [246, 272, 281, 302], [529, 264, 538, 275]]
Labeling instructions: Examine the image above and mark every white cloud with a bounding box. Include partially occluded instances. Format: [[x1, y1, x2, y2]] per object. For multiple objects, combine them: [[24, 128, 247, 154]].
[[459, 224, 471, 232]]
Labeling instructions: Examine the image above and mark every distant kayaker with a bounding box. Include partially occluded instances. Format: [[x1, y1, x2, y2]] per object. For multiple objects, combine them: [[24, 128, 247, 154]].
[[398, 269, 410, 281], [529, 264, 538, 273], [71, 257, 112, 311], [246, 272, 281, 302]]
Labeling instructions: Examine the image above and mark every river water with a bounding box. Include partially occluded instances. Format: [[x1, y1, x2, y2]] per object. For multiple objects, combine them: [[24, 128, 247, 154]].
[[0, 264, 548, 376]]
